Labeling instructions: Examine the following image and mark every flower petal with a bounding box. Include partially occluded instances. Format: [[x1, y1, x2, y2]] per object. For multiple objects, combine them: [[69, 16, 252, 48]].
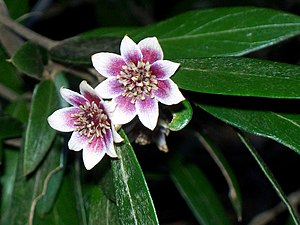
[[150, 60, 180, 80], [111, 125, 123, 143], [95, 78, 124, 99], [112, 95, 137, 125], [103, 131, 118, 158], [138, 37, 163, 64], [120, 36, 142, 65], [136, 96, 159, 130], [154, 79, 185, 105], [68, 132, 87, 151], [92, 52, 125, 77], [47, 107, 79, 132], [79, 80, 100, 104], [82, 137, 106, 170], [60, 87, 87, 107]]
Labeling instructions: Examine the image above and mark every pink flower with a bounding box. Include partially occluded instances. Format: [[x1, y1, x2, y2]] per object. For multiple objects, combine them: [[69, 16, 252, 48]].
[[92, 36, 185, 130], [47, 81, 123, 170]]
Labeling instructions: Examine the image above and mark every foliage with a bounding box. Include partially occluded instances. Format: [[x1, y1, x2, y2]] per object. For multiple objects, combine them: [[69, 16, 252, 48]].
[[1, 1, 300, 224]]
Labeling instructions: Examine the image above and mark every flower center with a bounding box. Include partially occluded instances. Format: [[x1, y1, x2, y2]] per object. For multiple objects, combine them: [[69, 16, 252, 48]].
[[71, 101, 111, 143], [117, 61, 158, 104]]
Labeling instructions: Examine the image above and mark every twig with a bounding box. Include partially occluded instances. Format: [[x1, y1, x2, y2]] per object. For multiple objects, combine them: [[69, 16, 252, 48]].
[[0, 13, 59, 50], [0, 83, 19, 101]]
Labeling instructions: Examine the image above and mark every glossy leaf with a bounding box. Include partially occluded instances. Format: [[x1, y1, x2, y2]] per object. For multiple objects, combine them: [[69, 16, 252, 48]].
[[50, 37, 121, 65], [11, 42, 47, 79], [169, 157, 232, 225], [173, 57, 300, 99], [168, 100, 193, 131], [196, 99, 300, 154], [23, 80, 60, 175], [85, 186, 120, 225], [5, 0, 29, 19], [111, 130, 159, 225], [4, 137, 64, 225], [82, 7, 300, 59], [196, 132, 242, 221], [0, 115, 23, 140]]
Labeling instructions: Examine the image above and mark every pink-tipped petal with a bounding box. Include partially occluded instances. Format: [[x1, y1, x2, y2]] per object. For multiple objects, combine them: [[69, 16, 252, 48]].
[[95, 78, 124, 99], [92, 52, 125, 77], [120, 36, 142, 65], [150, 60, 180, 79], [79, 81, 100, 104], [103, 132, 118, 158], [68, 132, 87, 151], [138, 37, 163, 64], [136, 97, 159, 130], [82, 138, 106, 170], [112, 95, 137, 125], [154, 79, 185, 105], [47, 107, 79, 132], [60, 88, 87, 107]]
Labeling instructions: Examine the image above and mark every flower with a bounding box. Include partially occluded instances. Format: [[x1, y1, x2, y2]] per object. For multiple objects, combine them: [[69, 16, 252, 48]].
[[92, 35, 185, 130], [47, 81, 123, 170]]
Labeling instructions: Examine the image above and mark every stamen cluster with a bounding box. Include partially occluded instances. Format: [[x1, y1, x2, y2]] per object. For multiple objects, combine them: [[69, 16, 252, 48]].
[[117, 61, 158, 104], [71, 101, 110, 143]]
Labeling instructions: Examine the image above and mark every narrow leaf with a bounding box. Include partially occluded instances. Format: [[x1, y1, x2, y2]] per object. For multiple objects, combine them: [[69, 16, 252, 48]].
[[195, 132, 242, 221], [11, 42, 47, 79], [196, 100, 300, 154], [169, 157, 232, 225], [4, 98, 29, 123], [168, 100, 193, 131], [24, 79, 60, 175], [173, 57, 300, 99], [237, 132, 300, 225], [111, 130, 159, 225]]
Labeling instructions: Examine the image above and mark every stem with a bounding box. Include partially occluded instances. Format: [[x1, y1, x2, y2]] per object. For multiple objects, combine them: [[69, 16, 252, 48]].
[[0, 14, 59, 49], [237, 131, 300, 225]]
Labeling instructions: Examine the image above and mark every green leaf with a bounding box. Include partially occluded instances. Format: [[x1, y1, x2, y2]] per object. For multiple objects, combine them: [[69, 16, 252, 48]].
[[49, 37, 121, 65], [237, 133, 300, 225], [0, 148, 18, 224], [23, 79, 60, 175], [11, 42, 47, 79], [195, 99, 300, 154], [4, 98, 29, 123], [195, 132, 242, 221], [111, 130, 159, 225], [85, 186, 120, 225], [0, 49, 23, 94], [173, 57, 300, 99], [168, 100, 193, 131], [135, 7, 300, 58], [0, 115, 23, 140], [169, 157, 232, 225], [4, 136, 64, 225], [81, 7, 300, 59]]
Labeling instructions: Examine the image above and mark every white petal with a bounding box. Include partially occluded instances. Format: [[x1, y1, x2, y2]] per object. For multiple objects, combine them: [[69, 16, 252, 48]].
[[68, 132, 87, 151], [111, 127, 123, 143], [136, 97, 159, 130], [154, 79, 185, 105], [82, 138, 106, 170], [95, 78, 124, 99], [120, 36, 142, 65], [92, 52, 125, 78], [47, 107, 79, 132], [60, 87, 87, 107], [79, 80, 99, 102], [103, 132, 118, 158], [138, 37, 163, 64], [111, 95, 137, 125], [151, 60, 180, 79]]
